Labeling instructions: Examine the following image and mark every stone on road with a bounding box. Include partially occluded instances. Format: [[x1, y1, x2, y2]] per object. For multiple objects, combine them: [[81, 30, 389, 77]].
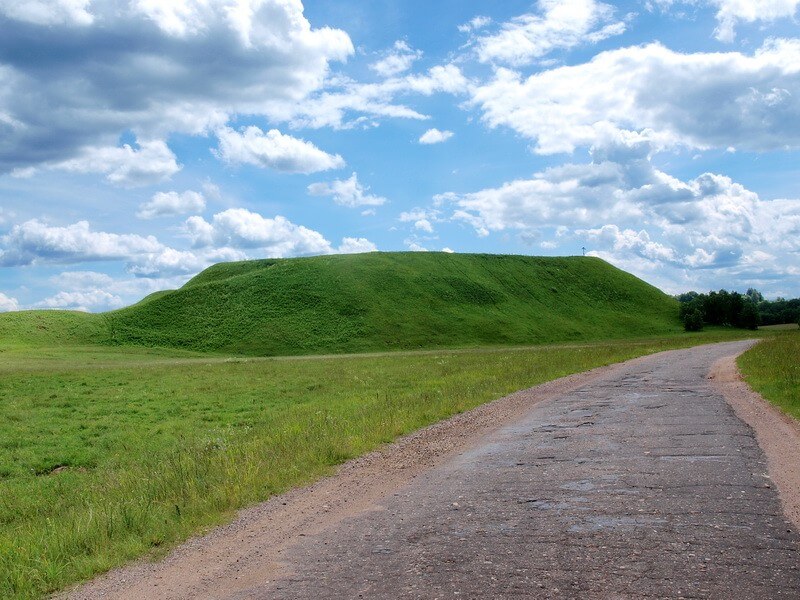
[[253, 341, 799, 599]]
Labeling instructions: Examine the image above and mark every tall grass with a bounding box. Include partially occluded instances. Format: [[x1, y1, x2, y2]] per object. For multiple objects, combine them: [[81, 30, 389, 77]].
[[738, 330, 800, 419], [0, 332, 760, 598], [0, 252, 762, 597]]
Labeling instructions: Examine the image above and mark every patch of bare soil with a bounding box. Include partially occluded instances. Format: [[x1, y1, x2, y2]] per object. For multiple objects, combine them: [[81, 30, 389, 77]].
[[709, 351, 800, 530], [61, 359, 632, 600]]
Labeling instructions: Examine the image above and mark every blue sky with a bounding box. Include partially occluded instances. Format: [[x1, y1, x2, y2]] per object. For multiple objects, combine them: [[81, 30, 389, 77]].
[[1, 0, 799, 312]]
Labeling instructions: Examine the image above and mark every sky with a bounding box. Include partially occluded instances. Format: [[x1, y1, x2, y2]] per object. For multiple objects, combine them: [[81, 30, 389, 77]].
[[1, 0, 799, 312]]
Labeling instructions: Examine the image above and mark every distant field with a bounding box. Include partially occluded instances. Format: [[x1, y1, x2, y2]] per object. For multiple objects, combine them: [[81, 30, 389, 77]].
[[738, 330, 800, 419], [0, 330, 761, 599], [757, 323, 800, 331]]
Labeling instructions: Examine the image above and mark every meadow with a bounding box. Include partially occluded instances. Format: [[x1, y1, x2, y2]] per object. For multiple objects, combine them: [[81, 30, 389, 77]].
[[0, 330, 763, 598], [738, 327, 800, 419]]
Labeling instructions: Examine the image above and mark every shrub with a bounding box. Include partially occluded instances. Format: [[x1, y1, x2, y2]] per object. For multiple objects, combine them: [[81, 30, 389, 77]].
[[683, 308, 704, 332]]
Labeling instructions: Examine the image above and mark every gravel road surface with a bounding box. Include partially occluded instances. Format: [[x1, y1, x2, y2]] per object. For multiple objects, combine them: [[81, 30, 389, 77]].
[[68, 341, 800, 599]]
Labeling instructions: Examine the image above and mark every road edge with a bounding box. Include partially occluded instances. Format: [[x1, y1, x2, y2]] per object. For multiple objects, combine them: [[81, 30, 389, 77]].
[[709, 342, 800, 531]]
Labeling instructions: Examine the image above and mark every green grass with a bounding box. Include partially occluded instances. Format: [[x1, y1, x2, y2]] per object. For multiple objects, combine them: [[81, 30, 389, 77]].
[[0, 252, 761, 596], [0, 330, 760, 598], [738, 330, 800, 419], [99, 253, 682, 355], [0, 311, 108, 349]]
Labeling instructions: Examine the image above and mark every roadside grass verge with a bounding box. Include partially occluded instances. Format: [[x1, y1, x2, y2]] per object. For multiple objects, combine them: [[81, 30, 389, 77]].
[[738, 330, 800, 420], [1, 330, 760, 598]]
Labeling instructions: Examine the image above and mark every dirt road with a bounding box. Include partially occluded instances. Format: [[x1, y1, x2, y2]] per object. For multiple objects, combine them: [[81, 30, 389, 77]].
[[68, 341, 800, 599]]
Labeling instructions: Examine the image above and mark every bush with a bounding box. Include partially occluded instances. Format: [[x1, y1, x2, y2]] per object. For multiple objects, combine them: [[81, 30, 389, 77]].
[[683, 308, 704, 332]]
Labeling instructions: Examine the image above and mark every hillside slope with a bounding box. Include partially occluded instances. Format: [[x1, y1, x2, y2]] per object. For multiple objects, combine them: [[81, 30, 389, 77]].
[[0, 310, 109, 348], [101, 252, 680, 355]]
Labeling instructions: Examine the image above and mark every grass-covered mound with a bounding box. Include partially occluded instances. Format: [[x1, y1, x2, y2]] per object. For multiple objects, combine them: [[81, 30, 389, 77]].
[[0, 310, 109, 348], [102, 252, 680, 355]]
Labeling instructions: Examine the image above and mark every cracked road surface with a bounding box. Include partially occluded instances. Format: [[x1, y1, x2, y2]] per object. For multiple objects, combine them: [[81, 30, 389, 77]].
[[70, 341, 800, 599], [258, 341, 800, 599]]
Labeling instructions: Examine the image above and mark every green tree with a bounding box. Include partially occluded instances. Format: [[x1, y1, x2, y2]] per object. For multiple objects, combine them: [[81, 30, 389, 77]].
[[739, 302, 759, 330]]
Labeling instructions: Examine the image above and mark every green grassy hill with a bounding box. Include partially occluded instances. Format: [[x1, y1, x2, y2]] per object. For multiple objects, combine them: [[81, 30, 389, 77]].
[[99, 252, 680, 355], [0, 310, 108, 348], [0, 253, 681, 356]]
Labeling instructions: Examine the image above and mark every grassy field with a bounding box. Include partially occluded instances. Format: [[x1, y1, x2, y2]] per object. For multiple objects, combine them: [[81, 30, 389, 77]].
[[0, 252, 770, 597], [738, 329, 800, 419], [0, 253, 684, 356], [0, 329, 760, 598]]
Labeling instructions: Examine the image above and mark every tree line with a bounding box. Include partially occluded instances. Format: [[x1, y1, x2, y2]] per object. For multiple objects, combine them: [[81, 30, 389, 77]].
[[676, 288, 800, 332]]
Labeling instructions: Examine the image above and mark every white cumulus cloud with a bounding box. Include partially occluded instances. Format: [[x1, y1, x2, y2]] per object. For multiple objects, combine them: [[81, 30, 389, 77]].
[[0, 0, 93, 26], [419, 128, 454, 144], [438, 140, 800, 295], [215, 126, 345, 174], [473, 0, 626, 66], [186, 208, 332, 256], [183, 208, 378, 259], [35, 290, 125, 312], [0, 292, 19, 312], [471, 39, 800, 154], [137, 190, 206, 219], [370, 41, 423, 78], [714, 0, 800, 41], [0, 219, 163, 267], [650, 1, 800, 41], [308, 173, 388, 207], [0, 0, 353, 175], [337, 237, 378, 254], [55, 140, 181, 187], [458, 15, 492, 33]]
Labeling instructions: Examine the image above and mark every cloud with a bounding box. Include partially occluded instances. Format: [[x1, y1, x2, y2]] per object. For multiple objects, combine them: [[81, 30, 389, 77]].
[[413, 219, 434, 233], [0, 216, 247, 278], [214, 126, 345, 174], [35, 289, 125, 312], [399, 207, 441, 233], [45, 269, 201, 311], [0, 0, 353, 174], [308, 173, 387, 207], [127, 246, 246, 277], [271, 64, 470, 130], [0, 292, 19, 312], [185, 208, 333, 256], [406, 240, 428, 252], [471, 39, 800, 154], [472, 0, 626, 66], [0, 208, 378, 301], [714, 0, 800, 41], [137, 190, 206, 219], [0, 0, 93, 26], [458, 16, 492, 33], [419, 128, 454, 144], [0, 219, 163, 267], [650, 1, 800, 41], [370, 40, 422, 78], [183, 208, 378, 259], [337, 237, 378, 254], [439, 143, 800, 295], [54, 140, 181, 187]]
